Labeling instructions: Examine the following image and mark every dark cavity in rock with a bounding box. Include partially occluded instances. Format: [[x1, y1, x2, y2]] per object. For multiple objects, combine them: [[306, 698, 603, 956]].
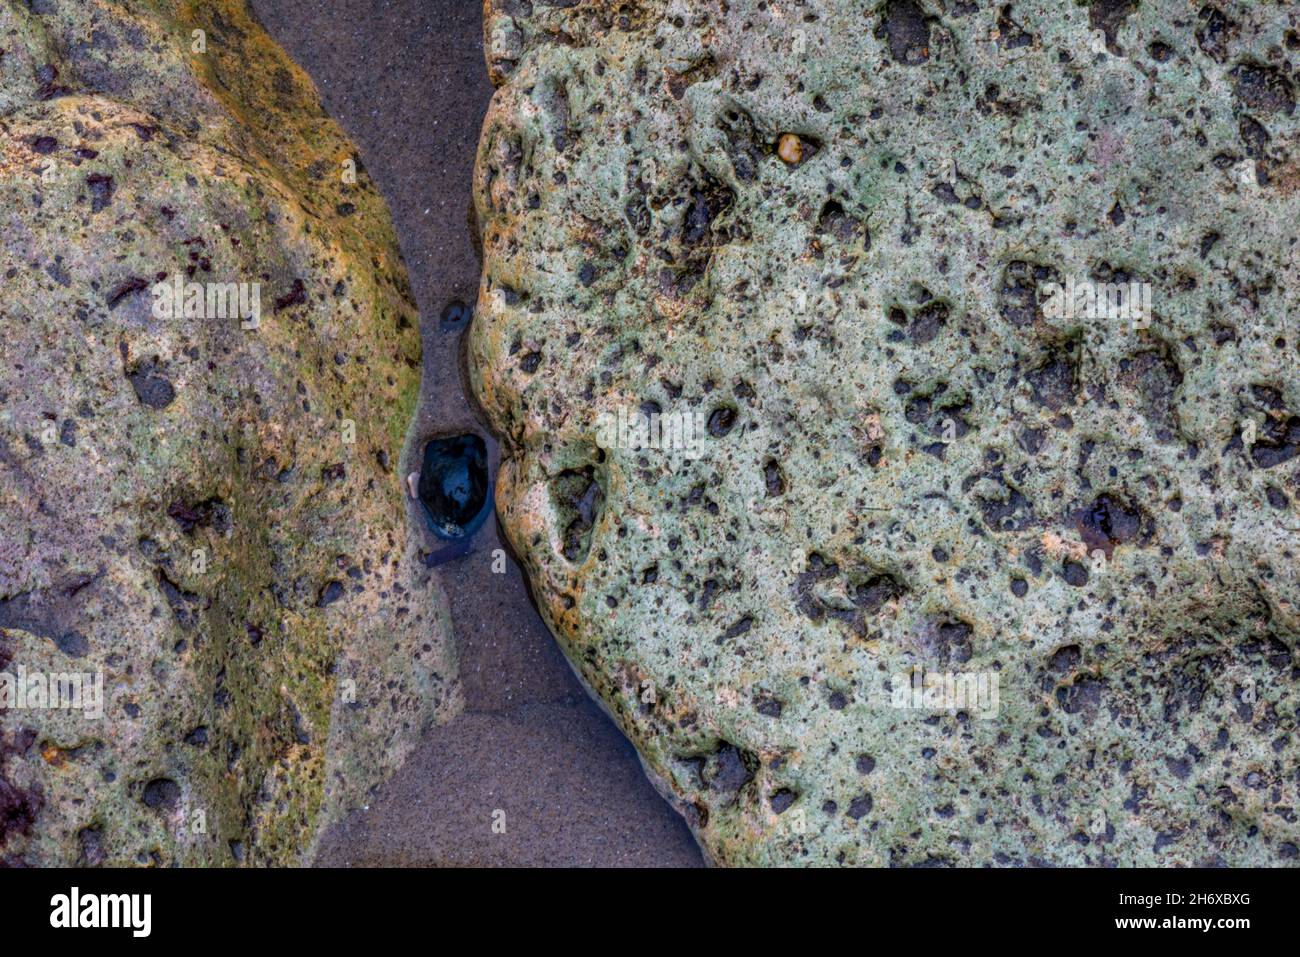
[[141, 777, 181, 811], [126, 359, 176, 409], [417, 433, 492, 542], [878, 0, 931, 65], [553, 464, 604, 562], [1076, 493, 1147, 559], [1089, 0, 1138, 53]]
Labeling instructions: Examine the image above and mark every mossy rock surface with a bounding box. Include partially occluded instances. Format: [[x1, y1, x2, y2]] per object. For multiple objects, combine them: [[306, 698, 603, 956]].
[[0, 0, 459, 866], [472, 0, 1300, 865]]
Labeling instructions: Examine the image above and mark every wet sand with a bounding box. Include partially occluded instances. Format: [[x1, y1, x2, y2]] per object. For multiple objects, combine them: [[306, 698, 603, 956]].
[[247, 0, 702, 866]]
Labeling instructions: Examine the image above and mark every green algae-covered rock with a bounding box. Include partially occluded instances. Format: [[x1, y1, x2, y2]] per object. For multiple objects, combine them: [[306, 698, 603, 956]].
[[471, 0, 1299, 865], [0, 0, 459, 865]]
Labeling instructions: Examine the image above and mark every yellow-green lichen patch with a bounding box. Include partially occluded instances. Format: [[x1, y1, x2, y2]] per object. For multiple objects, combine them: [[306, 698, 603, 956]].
[[0, 1, 459, 866]]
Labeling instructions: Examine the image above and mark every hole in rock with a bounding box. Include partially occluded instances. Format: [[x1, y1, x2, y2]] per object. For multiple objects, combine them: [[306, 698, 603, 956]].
[[417, 433, 492, 541]]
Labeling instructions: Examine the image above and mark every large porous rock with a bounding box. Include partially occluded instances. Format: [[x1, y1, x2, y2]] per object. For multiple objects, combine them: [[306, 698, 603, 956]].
[[0, 0, 459, 866], [471, 0, 1300, 865]]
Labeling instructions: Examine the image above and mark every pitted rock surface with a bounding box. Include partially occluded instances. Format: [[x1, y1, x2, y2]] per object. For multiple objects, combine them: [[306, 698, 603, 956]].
[[471, 0, 1300, 865], [0, 0, 458, 865]]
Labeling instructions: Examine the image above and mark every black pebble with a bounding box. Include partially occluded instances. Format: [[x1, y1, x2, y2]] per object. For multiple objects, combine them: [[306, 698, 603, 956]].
[[439, 299, 472, 332]]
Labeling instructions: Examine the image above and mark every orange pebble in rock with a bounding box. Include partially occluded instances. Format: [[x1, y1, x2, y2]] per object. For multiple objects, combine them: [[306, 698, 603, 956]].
[[777, 132, 804, 164]]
